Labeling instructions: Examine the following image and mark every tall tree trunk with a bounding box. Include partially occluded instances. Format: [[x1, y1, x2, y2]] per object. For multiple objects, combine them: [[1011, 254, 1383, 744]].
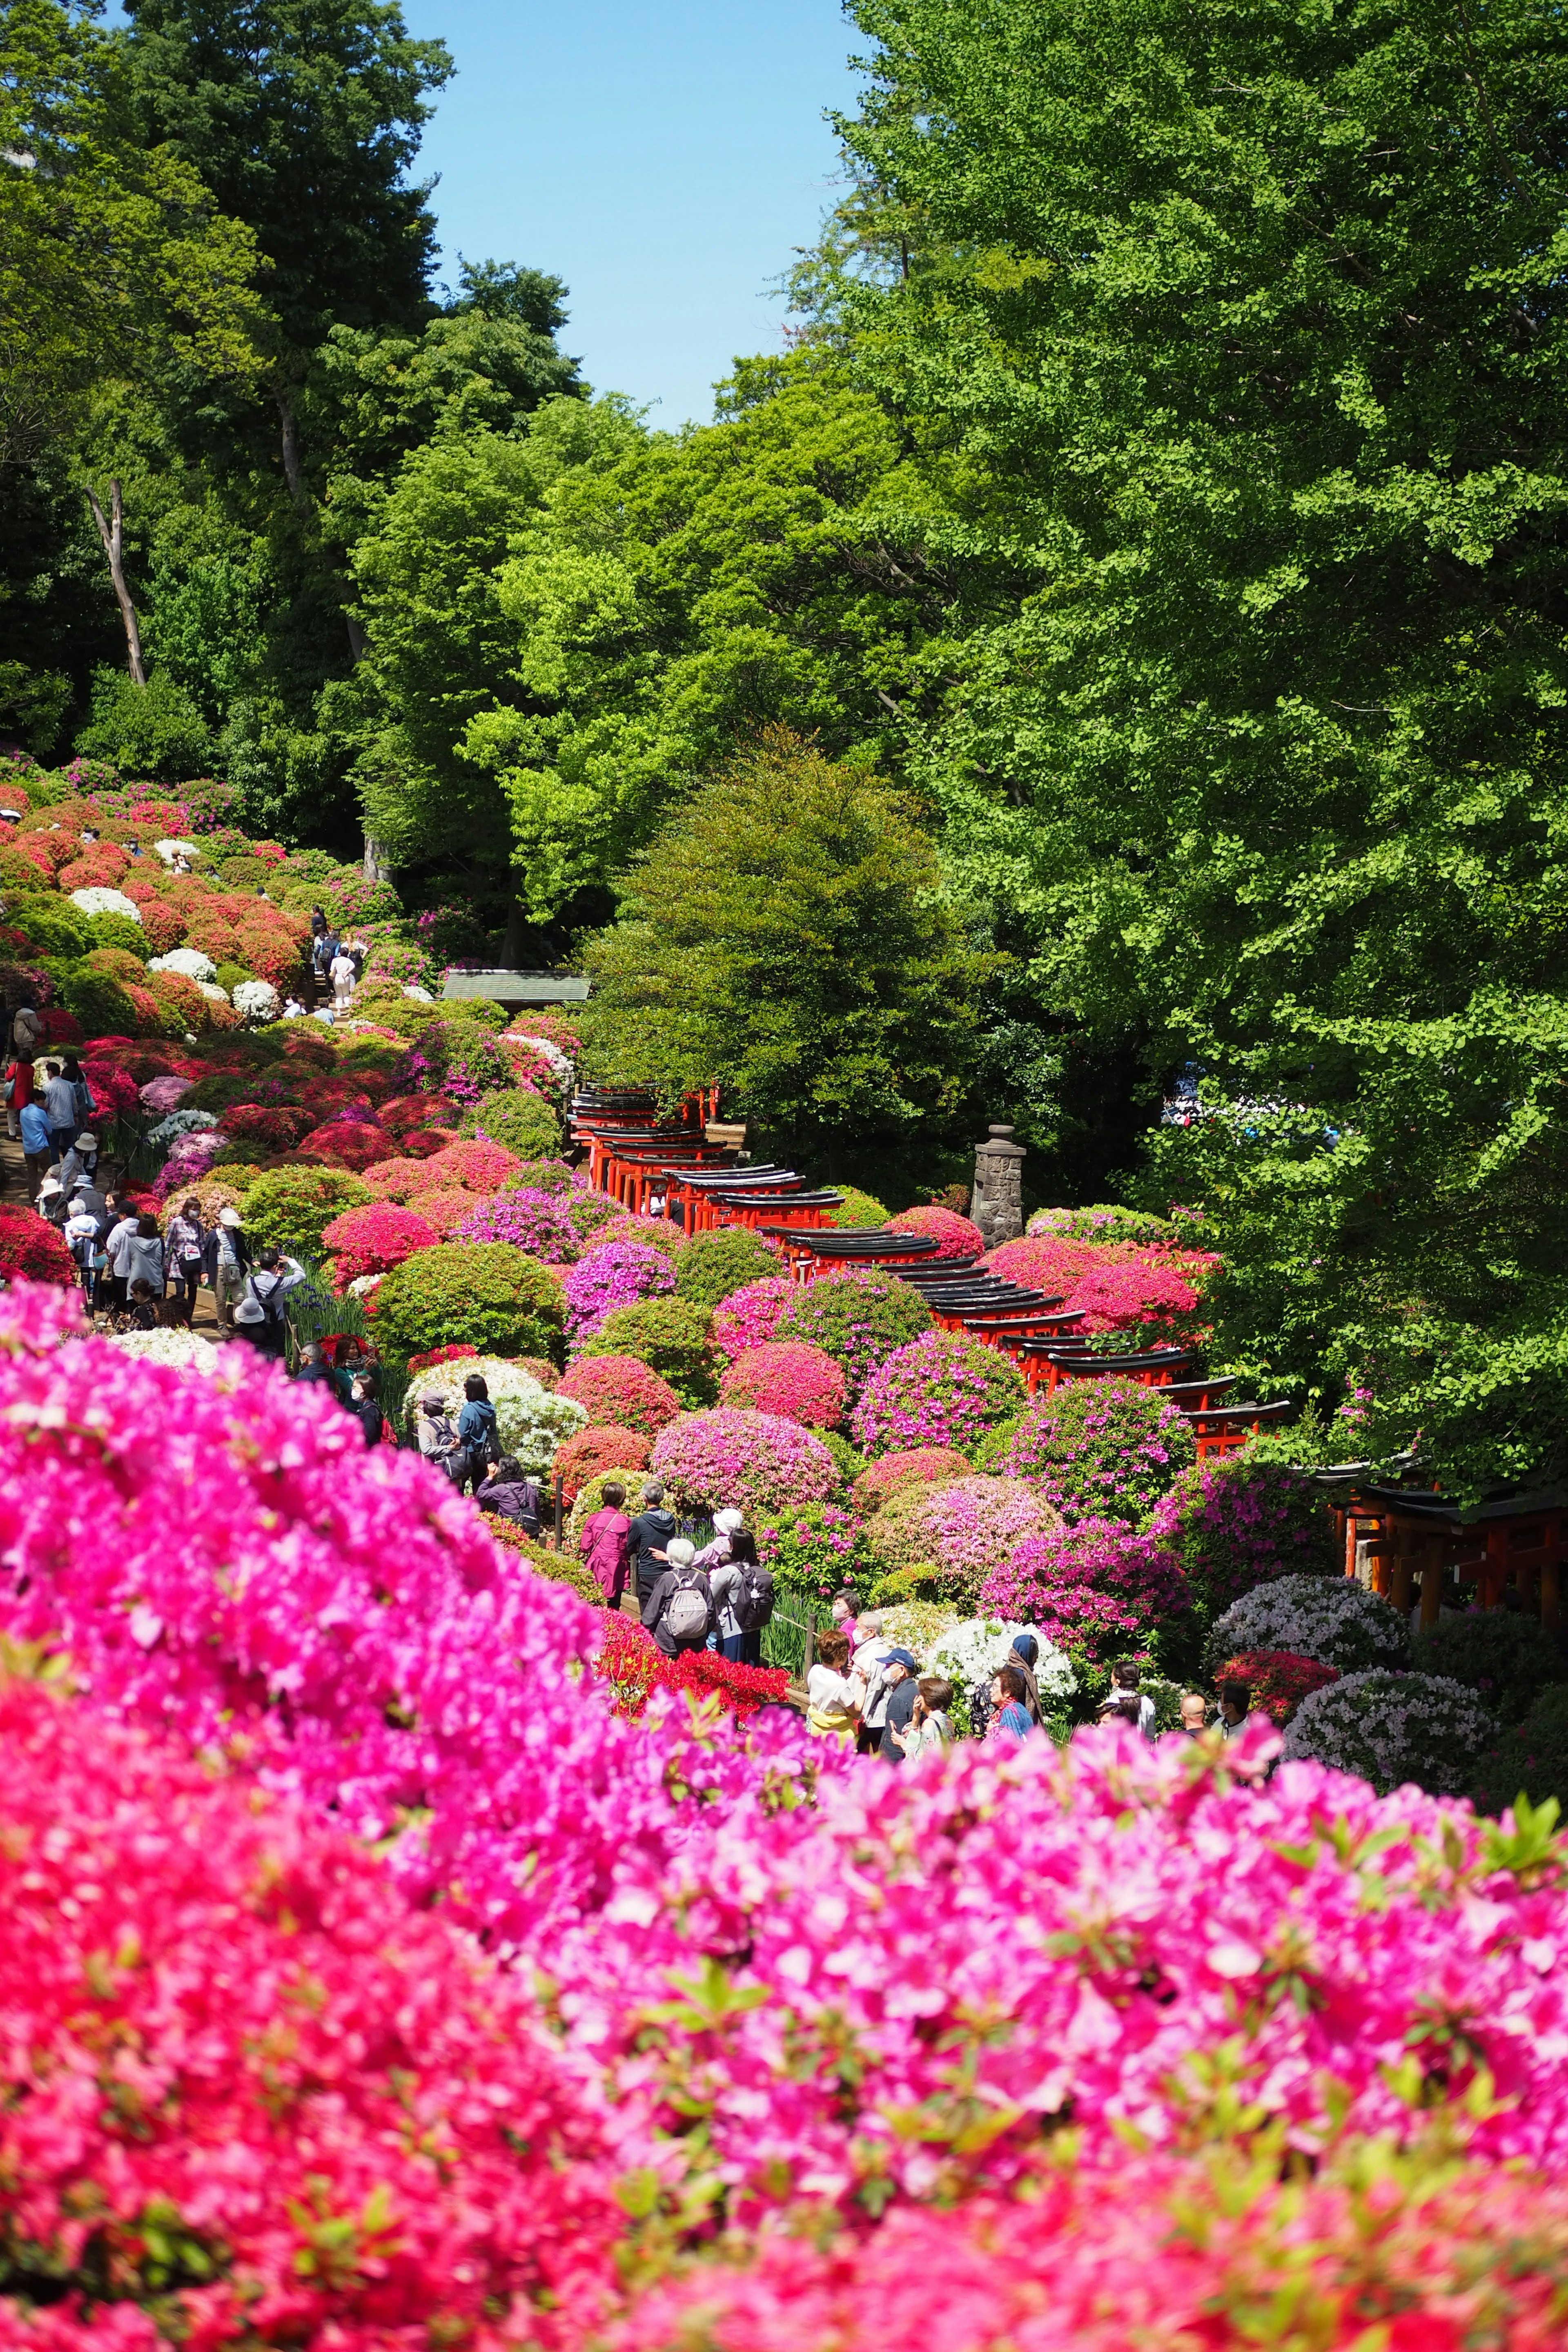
[[363, 835, 392, 883], [277, 389, 309, 511], [85, 480, 147, 687], [344, 611, 366, 661]]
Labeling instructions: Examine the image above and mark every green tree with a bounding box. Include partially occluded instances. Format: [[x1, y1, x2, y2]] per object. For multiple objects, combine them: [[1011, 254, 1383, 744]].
[[580, 729, 994, 1148], [817, 0, 1568, 1484]]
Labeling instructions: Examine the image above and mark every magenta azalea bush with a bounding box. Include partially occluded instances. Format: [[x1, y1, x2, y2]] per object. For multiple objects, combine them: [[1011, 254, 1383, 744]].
[[719, 1340, 846, 1428], [979, 1376, 1196, 1526], [710, 1274, 798, 1363], [563, 1239, 676, 1339], [648, 1406, 840, 1517], [774, 1266, 933, 1396], [866, 1474, 1062, 1607], [1149, 1457, 1340, 1615], [883, 1203, 986, 1259], [456, 1185, 581, 1263], [983, 1516, 1195, 1676], [851, 1330, 1026, 1458]]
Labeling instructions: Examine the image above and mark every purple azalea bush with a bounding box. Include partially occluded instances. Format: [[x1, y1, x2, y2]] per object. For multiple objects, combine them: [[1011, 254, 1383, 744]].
[[457, 1187, 580, 1264], [563, 1239, 675, 1339], [983, 1517, 1194, 1670]]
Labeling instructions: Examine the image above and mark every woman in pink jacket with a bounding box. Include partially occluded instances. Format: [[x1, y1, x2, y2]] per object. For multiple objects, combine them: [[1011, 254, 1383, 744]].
[[579, 1479, 631, 1607]]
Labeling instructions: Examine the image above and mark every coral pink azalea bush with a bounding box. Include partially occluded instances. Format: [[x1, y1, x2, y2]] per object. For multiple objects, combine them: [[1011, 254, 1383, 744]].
[[867, 1474, 1062, 1605], [554, 1421, 652, 1500], [710, 1272, 797, 1363], [0, 1677, 621, 2352], [986, 1232, 1105, 1292], [851, 1445, 972, 1514], [649, 1405, 840, 1517], [555, 1353, 684, 1436], [1063, 1253, 1204, 1334], [319, 1202, 439, 1290], [719, 1339, 846, 1428], [883, 1202, 985, 1259]]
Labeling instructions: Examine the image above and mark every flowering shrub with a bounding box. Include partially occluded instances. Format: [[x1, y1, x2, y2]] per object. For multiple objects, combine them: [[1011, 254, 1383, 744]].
[[564, 1239, 676, 1338], [563, 1189, 622, 1246], [884, 1202, 985, 1258], [1283, 1670, 1501, 1797], [595, 1211, 688, 1261], [775, 1266, 933, 1397], [465, 1083, 563, 1157], [877, 1597, 963, 1653], [69, 884, 141, 920], [867, 1476, 1063, 1608], [300, 1118, 397, 1171], [362, 1151, 448, 1202], [826, 1186, 889, 1228], [927, 1614, 1078, 1707], [148, 1105, 219, 1147], [673, 1226, 781, 1310], [1207, 1573, 1411, 1674], [406, 1339, 479, 1374], [0, 1208, 78, 1285], [711, 1274, 797, 1361], [851, 1446, 972, 1514], [80, 1056, 138, 1118], [755, 1502, 873, 1602], [1149, 1458, 1340, 1615], [0, 1680, 623, 2352], [1413, 1608, 1568, 1727], [232, 977, 281, 1023], [555, 1353, 685, 1436], [238, 1167, 373, 1253], [982, 1516, 1194, 1677], [1063, 1253, 1204, 1334], [372, 1244, 566, 1366], [148, 944, 217, 983], [455, 1185, 580, 1262], [1031, 1201, 1182, 1245], [404, 1183, 486, 1237], [137, 1071, 190, 1114], [851, 1330, 1026, 1457], [418, 1354, 587, 1472], [224, 1100, 314, 1150], [1472, 1685, 1568, 1815], [592, 1612, 789, 1719], [650, 1407, 841, 1517], [1216, 1648, 1342, 1726], [576, 1297, 719, 1406], [319, 1202, 439, 1290], [987, 1231, 1104, 1291], [720, 1340, 846, 1428], [416, 1137, 524, 1194], [981, 1377, 1196, 1526], [553, 1421, 651, 1500]]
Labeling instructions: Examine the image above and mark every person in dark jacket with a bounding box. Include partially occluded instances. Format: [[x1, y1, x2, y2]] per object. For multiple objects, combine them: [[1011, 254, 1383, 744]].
[[454, 1373, 498, 1491], [200, 1209, 251, 1334], [292, 1341, 339, 1392], [349, 1368, 383, 1447], [876, 1650, 922, 1763], [628, 1478, 679, 1605], [475, 1455, 542, 1533]]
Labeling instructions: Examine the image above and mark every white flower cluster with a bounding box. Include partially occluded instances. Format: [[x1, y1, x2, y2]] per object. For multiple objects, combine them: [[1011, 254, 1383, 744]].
[[104, 1327, 226, 1375], [402, 984, 435, 1002], [69, 886, 141, 921], [409, 1356, 587, 1477], [1283, 1669, 1499, 1798], [147, 1108, 219, 1147], [232, 978, 281, 1025], [928, 1615, 1078, 1702], [153, 839, 199, 867], [197, 981, 230, 1004], [1207, 1572, 1410, 1674], [511, 1032, 575, 1085], [149, 947, 218, 984]]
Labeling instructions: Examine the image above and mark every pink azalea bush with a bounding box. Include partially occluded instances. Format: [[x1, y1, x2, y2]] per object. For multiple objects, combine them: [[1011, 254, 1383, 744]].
[[138, 1073, 192, 1114], [850, 1329, 1025, 1457], [982, 1516, 1195, 1675], [851, 1445, 973, 1514], [883, 1202, 986, 1258], [774, 1265, 932, 1396], [719, 1340, 846, 1428], [455, 1184, 580, 1262], [710, 1273, 797, 1363], [866, 1473, 1061, 1604], [1063, 1253, 1204, 1334], [319, 1201, 439, 1291], [980, 1375, 1196, 1525], [555, 1352, 685, 1436], [649, 1406, 840, 1517], [563, 1239, 676, 1339], [986, 1232, 1105, 1292]]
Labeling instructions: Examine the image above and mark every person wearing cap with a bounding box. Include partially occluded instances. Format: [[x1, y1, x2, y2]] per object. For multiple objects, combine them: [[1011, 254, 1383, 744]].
[[201, 1207, 251, 1334], [414, 1390, 459, 1458], [694, 1506, 744, 1572], [62, 1194, 100, 1296], [17, 1098, 51, 1201], [871, 1649, 922, 1763], [74, 1130, 98, 1181], [34, 1175, 65, 1228]]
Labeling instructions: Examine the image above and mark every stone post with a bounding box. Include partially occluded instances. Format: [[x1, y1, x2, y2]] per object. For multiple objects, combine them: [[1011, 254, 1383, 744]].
[[971, 1122, 1026, 1248]]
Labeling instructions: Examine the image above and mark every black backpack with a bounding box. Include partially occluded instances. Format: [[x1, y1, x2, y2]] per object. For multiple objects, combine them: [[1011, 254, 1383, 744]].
[[733, 1564, 775, 1631]]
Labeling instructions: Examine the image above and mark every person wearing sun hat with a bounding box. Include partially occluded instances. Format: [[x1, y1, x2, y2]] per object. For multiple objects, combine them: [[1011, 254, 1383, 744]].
[[200, 1206, 251, 1334], [74, 1129, 98, 1180]]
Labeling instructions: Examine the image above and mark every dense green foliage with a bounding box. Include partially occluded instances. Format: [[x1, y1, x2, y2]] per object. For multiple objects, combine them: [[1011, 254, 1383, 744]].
[[574, 1298, 719, 1408], [671, 1229, 782, 1313], [370, 1243, 566, 1365]]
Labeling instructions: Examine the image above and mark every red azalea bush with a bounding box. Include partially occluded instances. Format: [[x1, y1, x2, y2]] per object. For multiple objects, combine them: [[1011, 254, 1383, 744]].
[[884, 1202, 986, 1259], [300, 1120, 397, 1171], [362, 1153, 445, 1202], [418, 1137, 524, 1194], [80, 1058, 139, 1118], [1218, 1648, 1342, 1725], [225, 1102, 314, 1149], [39, 1007, 84, 1045], [555, 1352, 685, 1436], [554, 1422, 653, 1501], [137, 898, 188, 956], [320, 1203, 439, 1290], [1064, 1254, 1205, 1334], [403, 1126, 451, 1157], [0, 1207, 78, 1286], [142, 967, 211, 1033], [405, 1341, 480, 1376], [719, 1340, 847, 1428], [0, 1677, 623, 2352], [593, 1612, 788, 1719]]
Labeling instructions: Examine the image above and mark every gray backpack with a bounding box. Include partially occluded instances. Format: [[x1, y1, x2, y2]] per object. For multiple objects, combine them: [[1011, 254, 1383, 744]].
[[663, 1569, 711, 1650]]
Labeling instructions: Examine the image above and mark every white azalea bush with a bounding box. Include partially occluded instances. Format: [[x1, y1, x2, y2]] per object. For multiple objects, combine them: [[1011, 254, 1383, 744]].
[[406, 1356, 587, 1477], [232, 979, 281, 1025], [153, 838, 198, 866], [70, 886, 141, 921], [147, 1108, 219, 1148], [149, 947, 218, 984], [197, 981, 231, 1004], [1205, 1572, 1410, 1675], [1282, 1670, 1499, 1798], [104, 1328, 227, 1375], [928, 1615, 1078, 1705]]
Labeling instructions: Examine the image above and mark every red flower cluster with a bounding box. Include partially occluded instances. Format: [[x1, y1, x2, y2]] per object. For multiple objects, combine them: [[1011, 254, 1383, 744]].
[[320, 1203, 439, 1290], [592, 1611, 789, 1718], [1217, 1647, 1341, 1725], [299, 1120, 396, 1171], [0, 1206, 77, 1286], [719, 1339, 847, 1428], [556, 1352, 684, 1435], [554, 1421, 652, 1500], [405, 1341, 480, 1375], [884, 1203, 986, 1259]]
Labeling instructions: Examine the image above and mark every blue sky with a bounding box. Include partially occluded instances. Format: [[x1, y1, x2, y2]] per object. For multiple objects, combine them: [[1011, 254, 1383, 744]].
[[397, 0, 864, 426]]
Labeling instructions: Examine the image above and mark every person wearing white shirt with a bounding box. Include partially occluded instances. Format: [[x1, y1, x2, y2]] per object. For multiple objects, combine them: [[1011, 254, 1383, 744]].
[[806, 1627, 863, 1744]]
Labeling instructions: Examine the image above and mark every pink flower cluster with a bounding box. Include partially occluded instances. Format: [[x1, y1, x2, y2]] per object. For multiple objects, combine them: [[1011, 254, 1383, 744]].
[[563, 1239, 675, 1338], [1064, 1254, 1202, 1333], [868, 1474, 1061, 1601], [982, 1516, 1193, 1666], [987, 1232, 1104, 1292], [455, 1185, 580, 1262], [319, 1201, 438, 1290], [555, 1352, 684, 1435], [883, 1203, 985, 1259], [710, 1274, 797, 1363], [850, 1328, 1025, 1457], [719, 1340, 846, 1428], [649, 1405, 840, 1517]]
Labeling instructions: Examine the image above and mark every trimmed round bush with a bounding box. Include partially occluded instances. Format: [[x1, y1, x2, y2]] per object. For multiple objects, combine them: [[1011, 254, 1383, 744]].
[[851, 1447, 973, 1515], [1283, 1670, 1499, 1798], [980, 1517, 1194, 1679], [1205, 1572, 1411, 1675], [649, 1407, 840, 1518], [865, 1475, 1062, 1610], [87, 909, 153, 961], [851, 1330, 1026, 1459], [319, 1203, 438, 1290], [594, 1213, 687, 1262], [719, 1341, 846, 1429], [454, 1187, 579, 1263], [672, 1227, 780, 1310], [370, 1243, 567, 1365], [1215, 1649, 1341, 1727], [1148, 1459, 1339, 1616], [0, 1206, 77, 1285], [50, 962, 143, 1039], [300, 1119, 398, 1172], [238, 1167, 372, 1254], [575, 1298, 718, 1407], [552, 1422, 651, 1501], [711, 1275, 797, 1364], [1412, 1608, 1568, 1728], [883, 1203, 984, 1259], [406, 1184, 489, 1238], [463, 1086, 563, 1158], [754, 1503, 873, 1605], [497, 1156, 579, 1196], [774, 1267, 933, 1398], [554, 1353, 684, 1436], [564, 1240, 675, 1338], [825, 1187, 889, 1229], [979, 1377, 1196, 1528], [987, 1233, 1104, 1294], [562, 1190, 622, 1248]]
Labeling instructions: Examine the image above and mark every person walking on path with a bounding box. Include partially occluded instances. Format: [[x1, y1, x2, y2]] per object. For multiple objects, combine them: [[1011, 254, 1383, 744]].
[[4, 1026, 35, 1145], [707, 1529, 768, 1665], [454, 1373, 500, 1491], [201, 1207, 250, 1335], [40, 1061, 76, 1163], [329, 944, 356, 1013], [18, 1098, 51, 1201], [122, 1215, 165, 1304], [641, 1537, 715, 1659], [164, 1198, 205, 1327], [580, 1479, 632, 1606]]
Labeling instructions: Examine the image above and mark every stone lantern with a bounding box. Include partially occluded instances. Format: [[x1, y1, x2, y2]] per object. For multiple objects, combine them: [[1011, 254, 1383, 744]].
[[971, 1121, 1026, 1248]]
